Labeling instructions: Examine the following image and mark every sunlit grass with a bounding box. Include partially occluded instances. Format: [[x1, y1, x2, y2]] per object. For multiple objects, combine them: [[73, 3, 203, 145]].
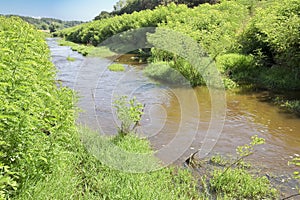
[[108, 63, 125, 72], [58, 38, 116, 57]]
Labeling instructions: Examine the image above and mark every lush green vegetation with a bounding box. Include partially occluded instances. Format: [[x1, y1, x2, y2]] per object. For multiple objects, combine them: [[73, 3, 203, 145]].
[[199, 136, 278, 199], [0, 16, 77, 198], [2, 2, 298, 199], [0, 17, 202, 199], [58, 38, 116, 57], [143, 62, 189, 85], [102, 0, 219, 17], [57, 0, 300, 91], [108, 63, 126, 72], [274, 98, 300, 116], [1, 14, 83, 32]]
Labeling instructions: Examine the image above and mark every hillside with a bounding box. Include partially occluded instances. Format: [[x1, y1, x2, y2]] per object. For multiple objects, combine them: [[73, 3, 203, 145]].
[[1, 14, 83, 32], [57, 0, 300, 90]]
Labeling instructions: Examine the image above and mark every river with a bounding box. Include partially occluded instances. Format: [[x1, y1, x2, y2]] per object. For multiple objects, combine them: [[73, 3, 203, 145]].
[[48, 38, 299, 194]]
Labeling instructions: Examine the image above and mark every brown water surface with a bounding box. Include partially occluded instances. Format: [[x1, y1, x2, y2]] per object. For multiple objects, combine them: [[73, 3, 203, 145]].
[[48, 38, 300, 178]]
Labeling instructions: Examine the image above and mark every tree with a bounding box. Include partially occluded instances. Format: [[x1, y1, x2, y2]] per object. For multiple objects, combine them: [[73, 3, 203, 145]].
[[49, 22, 60, 33], [94, 11, 112, 20]]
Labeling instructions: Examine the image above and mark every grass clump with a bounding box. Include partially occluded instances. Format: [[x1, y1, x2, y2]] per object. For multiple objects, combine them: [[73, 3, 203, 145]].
[[17, 126, 201, 200], [66, 56, 76, 61], [58, 38, 115, 57], [210, 168, 278, 200], [108, 63, 125, 72]]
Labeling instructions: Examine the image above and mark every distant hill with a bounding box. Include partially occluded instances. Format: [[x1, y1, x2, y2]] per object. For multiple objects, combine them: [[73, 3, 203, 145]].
[[1, 14, 83, 32]]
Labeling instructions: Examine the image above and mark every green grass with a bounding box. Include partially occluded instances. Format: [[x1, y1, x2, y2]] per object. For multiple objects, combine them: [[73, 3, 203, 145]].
[[66, 56, 76, 62], [16, 127, 201, 200], [210, 168, 278, 200], [58, 38, 116, 57], [108, 63, 125, 72]]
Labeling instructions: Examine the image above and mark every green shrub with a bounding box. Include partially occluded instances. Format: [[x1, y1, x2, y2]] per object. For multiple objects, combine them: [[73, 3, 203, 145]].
[[210, 135, 277, 199], [108, 63, 126, 72], [0, 16, 77, 198], [258, 67, 300, 90], [239, 0, 300, 71], [216, 53, 256, 82]]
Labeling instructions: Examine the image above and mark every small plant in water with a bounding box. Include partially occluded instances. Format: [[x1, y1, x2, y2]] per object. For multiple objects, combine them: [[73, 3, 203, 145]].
[[108, 64, 125, 72], [113, 96, 144, 135], [289, 154, 300, 179], [67, 56, 76, 62]]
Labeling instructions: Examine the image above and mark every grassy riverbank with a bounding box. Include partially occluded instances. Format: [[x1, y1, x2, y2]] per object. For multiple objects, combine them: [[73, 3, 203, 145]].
[[0, 16, 202, 200], [57, 0, 300, 92], [1, 16, 284, 199]]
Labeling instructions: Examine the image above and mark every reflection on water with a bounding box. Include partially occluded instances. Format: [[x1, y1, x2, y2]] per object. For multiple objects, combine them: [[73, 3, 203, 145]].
[[48, 38, 300, 176]]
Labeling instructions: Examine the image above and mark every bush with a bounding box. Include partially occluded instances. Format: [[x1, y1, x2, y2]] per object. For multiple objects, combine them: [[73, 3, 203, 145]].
[[216, 53, 256, 82], [239, 0, 300, 71], [0, 16, 77, 198]]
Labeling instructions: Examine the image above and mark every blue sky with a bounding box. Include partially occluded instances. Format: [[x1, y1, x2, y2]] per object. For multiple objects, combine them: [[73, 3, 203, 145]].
[[0, 0, 119, 21]]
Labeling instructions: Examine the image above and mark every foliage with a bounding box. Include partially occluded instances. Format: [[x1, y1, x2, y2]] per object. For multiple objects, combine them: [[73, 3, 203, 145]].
[[58, 0, 300, 91], [113, 96, 144, 135], [239, 0, 300, 89], [1, 14, 82, 31], [111, 0, 220, 16], [216, 53, 256, 82], [58, 38, 116, 57], [210, 136, 278, 199], [57, 3, 187, 45], [0, 16, 77, 198], [66, 56, 76, 61], [108, 63, 126, 72], [210, 168, 277, 199], [289, 154, 300, 179], [143, 61, 189, 85], [0, 16, 200, 200], [236, 135, 265, 157]]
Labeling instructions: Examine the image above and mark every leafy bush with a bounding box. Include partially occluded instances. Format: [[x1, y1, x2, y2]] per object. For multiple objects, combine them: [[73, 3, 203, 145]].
[[258, 67, 300, 90], [216, 53, 256, 81], [0, 16, 77, 197], [239, 0, 300, 76]]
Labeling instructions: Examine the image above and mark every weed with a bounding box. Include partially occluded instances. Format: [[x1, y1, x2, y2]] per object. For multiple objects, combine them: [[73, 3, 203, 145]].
[[108, 63, 125, 72], [66, 56, 76, 61], [113, 96, 144, 135]]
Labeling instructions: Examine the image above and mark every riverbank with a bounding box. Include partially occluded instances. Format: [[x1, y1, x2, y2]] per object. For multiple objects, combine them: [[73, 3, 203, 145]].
[[0, 17, 202, 199], [56, 0, 300, 102], [1, 16, 280, 200]]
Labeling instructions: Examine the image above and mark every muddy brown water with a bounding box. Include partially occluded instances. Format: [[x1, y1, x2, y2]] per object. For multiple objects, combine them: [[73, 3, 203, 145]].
[[48, 38, 299, 194]]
